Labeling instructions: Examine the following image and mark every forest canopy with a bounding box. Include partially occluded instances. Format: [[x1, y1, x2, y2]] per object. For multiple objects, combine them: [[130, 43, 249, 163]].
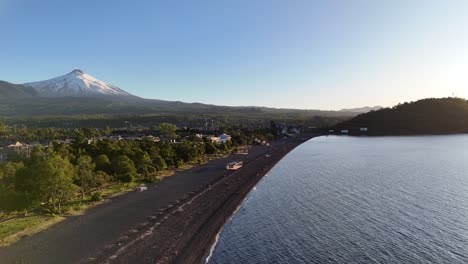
[[335, 98, 468, 135]]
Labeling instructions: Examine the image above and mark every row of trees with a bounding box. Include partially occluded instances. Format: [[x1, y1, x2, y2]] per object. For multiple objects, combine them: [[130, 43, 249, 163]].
[[0, 124, 112, 144], [0, 124, 276, 215]]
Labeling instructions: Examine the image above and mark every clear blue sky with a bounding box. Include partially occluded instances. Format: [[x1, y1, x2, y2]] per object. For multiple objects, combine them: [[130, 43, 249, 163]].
[[1, 0, 467, 110]]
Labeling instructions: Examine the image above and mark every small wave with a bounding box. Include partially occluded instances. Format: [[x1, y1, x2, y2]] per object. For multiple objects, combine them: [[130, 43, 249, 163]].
[[231, 204, 243, 219], [205, 230, 221, 264]]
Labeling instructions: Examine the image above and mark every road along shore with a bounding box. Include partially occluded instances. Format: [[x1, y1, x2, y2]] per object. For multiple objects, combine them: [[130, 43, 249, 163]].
[[0, 136, 314, 264], [91, 136, 313, 264]]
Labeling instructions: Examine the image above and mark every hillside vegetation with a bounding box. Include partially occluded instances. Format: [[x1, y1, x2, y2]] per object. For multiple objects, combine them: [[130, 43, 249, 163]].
[[335, 98, 468, 135]]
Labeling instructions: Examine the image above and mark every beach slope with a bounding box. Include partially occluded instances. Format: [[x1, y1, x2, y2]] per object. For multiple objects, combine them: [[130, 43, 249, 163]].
[[0, 137, 312, 264]]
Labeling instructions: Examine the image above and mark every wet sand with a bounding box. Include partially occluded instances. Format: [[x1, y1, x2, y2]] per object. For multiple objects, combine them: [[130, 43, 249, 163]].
[[0, 136, 312, 264]]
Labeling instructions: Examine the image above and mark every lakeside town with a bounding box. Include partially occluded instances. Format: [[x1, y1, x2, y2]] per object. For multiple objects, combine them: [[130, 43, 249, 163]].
[[0, 120, 307, 247], [0, 122, 304, 162]]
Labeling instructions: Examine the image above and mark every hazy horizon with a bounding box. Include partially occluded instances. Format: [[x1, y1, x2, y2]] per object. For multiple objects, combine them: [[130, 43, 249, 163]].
[[1, 0, 467, 110]]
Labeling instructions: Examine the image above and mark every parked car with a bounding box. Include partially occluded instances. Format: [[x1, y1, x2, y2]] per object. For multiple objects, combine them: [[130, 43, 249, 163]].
[[135, 185, 148, 192]]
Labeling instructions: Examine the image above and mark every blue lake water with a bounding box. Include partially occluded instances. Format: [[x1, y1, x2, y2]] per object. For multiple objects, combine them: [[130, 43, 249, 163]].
[[208, 135, 468, 264]]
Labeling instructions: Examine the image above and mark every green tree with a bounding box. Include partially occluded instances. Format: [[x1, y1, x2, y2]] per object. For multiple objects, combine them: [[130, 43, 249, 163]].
[[158, 123, 178, 141], [152, 155, 167, 171], [14, 167, 42, 215], [174, 159, 184, 168], [132, 149, 152, 175], [15, 154, 77, 212], [75, 155, 96, 200], [94, 171, 111, 190], [0, 163, 29, 214], [53, 142, 74, 160], [0, 186, 31, 214], [217, 143, 228, 152], [159, 142, 175, 167], [94, 154, 112, 174], [175, 141, 199, 163], [204, 142, 217, 155], [39, 154, 77, 211], [29, 146, 45, 163], [96, 140, 120, 158], [1, 162, 23, 188], [111, 155, 137, 184]]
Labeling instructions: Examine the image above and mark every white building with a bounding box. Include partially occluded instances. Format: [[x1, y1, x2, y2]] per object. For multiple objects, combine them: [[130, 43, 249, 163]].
[[7, 141, 23, 148], [218, 133, 232, 144], [206, 135, 220, 143]]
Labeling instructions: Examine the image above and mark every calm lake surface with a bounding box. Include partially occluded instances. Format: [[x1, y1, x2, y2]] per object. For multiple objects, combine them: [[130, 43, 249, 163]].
[[208, 135, 468, 264]]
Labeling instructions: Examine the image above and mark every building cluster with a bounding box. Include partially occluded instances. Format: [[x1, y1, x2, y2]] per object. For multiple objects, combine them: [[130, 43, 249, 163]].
[[204, 133, 232, 144], [275, 124, 302, 136], [0, 141, 47, 162], [328, 127, 368, 135], [0, 132, 233, 162]]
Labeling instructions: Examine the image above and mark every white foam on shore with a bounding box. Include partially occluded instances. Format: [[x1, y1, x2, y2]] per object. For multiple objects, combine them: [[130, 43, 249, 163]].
[[205, 192, 252, 263], [205, 230, 221, 264], [231, 195, 249, 219], [231, 204, 242, 219]]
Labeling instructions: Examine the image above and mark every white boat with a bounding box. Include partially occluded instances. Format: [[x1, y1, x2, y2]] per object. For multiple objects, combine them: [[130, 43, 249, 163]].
[[226, 161, 243, 170]]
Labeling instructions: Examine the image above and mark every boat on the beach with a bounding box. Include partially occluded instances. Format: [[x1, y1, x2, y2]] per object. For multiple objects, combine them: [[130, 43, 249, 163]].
[[226, 161, 243, 170]]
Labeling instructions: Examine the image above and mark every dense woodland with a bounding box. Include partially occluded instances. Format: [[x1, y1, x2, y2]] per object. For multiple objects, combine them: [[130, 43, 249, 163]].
[[335, 98, 468, 135], [0, 123, 275, 215], [0, 113, 345, 131]]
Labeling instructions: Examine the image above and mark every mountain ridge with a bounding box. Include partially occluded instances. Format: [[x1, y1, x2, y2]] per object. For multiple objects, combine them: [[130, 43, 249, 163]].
[[339, 106, 382, 113], [0, 81, 38, 98], [0, 70, 360, 119]]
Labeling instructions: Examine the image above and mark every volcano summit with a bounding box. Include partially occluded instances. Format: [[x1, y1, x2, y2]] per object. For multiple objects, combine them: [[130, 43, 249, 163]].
[[22, 69, 133, 97]]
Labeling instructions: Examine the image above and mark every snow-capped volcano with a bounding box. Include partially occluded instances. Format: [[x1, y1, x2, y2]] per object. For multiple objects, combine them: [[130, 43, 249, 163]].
[[22, 69, 133, 97]]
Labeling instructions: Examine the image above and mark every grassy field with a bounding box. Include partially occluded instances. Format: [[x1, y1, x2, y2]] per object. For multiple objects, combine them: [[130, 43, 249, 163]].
[[0, 159, 220, 247], [0, 153, 232, 247], [0, 182, 140, 247], [0, 215, 63, 247]]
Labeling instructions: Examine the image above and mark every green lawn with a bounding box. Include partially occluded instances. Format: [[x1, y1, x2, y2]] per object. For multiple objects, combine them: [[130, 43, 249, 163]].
[[0, 183, 139, 247], [0, 155, 229, 247], [0, 215, 60, 246]]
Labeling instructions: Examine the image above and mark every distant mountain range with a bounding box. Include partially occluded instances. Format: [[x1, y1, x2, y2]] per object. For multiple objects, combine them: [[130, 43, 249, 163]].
[[339, 106, 382, 113], [335, 98, 468, 135], [0, 70, 360, 120], [0, 81, 37, 98]]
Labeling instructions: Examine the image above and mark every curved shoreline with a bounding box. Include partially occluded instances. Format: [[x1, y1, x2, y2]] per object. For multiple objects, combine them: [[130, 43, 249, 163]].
[[93, 136, 314, 264], [172, 136, 314, 264], [195, 143, 304, 264], [0, 136, 315, 264]]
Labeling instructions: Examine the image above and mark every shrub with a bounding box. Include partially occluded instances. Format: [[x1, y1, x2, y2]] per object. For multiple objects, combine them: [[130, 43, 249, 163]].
[[174, 159, 184, 168], [91, 192, 103, 202]]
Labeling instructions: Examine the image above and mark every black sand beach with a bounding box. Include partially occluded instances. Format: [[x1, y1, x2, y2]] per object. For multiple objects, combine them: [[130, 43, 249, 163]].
[[0, 136, 312, 264]]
